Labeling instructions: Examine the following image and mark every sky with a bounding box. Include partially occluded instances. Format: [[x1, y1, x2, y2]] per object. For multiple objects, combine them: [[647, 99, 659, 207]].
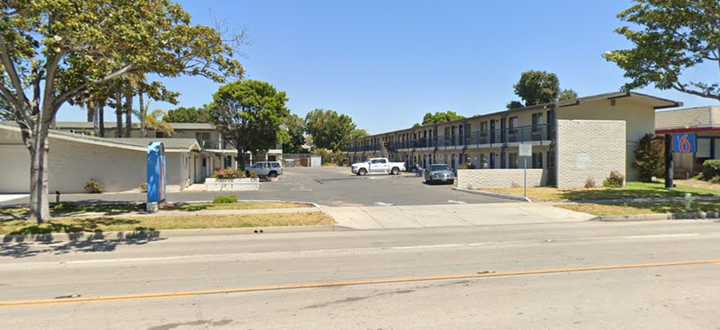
[[56, 0, 719, 135]]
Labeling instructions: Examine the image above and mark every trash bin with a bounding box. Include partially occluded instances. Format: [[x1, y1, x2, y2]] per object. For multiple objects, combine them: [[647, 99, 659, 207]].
[[285, 159, 296, 168]]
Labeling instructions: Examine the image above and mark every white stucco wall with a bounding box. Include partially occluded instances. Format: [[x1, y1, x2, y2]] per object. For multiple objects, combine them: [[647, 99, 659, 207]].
[[456, 169, 547, 189]]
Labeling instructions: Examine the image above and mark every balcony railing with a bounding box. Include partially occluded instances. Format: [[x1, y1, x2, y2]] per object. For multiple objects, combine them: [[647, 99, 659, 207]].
[[198, 140, 232, 150]]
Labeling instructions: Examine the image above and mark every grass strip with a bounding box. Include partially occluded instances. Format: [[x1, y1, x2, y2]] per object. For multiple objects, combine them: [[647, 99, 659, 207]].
[[556, 200, 720, 216]]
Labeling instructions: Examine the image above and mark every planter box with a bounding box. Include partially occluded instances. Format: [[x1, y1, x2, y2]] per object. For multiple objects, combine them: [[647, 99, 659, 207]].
[[205, 178, 260, 191]]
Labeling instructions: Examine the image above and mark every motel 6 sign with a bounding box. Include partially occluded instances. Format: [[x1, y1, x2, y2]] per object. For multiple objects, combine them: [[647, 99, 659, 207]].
[[673, 133, 697, 153]]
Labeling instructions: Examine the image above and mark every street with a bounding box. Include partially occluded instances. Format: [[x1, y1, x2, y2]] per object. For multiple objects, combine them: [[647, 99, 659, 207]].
[[2, 220, 720, 329]]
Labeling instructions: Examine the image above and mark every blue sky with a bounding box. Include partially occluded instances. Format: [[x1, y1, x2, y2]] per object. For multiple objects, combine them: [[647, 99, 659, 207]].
[[57, 0, 717, 134]]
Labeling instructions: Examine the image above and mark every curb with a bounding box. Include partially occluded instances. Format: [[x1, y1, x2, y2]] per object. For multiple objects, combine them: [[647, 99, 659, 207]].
[[0, 224, 355, 243], [452, 188, 531, 202], [593, 212, 720, 222]]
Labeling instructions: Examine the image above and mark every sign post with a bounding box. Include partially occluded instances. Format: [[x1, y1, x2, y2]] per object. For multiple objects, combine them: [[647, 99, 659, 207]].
[[519, 143, 532, 197], [147, 142, 166, 213]]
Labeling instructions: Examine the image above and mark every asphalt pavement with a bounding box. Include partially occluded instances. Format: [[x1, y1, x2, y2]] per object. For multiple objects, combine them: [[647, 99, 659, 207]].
[[0, 166, 509, 207], [2, 220, 720, 329]]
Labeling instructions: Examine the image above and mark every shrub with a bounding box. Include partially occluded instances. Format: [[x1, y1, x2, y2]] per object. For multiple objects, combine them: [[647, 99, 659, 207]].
[[702, 160, 720, 181], [633, 133, 664, 182], [213, 195, 238, 204], [139, 182, 147, 193], [84, 178, 103, 193], [212, 167, 246, 179], [710, 176, 720, 184], [249, 171, 259, 179], [458, 163, 477, 170], [584, 178, 596, 188], [602, 171, 625, 188]]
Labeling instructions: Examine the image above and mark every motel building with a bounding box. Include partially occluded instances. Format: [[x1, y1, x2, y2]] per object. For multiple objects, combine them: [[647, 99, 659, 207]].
[[0, 121, 282, 193], [656, 106, 720, 178], [341, 91, 682, 189]]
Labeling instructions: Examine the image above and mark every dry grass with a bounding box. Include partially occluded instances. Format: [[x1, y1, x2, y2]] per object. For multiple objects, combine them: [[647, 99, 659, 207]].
[[168, 201, 312, 212], [556, 200, 720, 216], [0, 212, 335, 235], [481, 181, 720, 202]]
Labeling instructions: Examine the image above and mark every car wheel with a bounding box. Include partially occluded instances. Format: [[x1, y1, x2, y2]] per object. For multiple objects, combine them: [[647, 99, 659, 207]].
[[268, 172, 277, 178], [358, 168, 367, 176], [391, 167, 400, 175]]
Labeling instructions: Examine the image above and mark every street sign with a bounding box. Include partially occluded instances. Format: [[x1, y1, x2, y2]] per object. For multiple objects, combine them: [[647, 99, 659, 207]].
[[673, 133, 697, 153], [519, 143, 532, 157]]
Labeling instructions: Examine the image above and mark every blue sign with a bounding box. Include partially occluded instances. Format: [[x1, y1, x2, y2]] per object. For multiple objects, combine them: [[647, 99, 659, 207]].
[[147, 142, 166, 203], [673, 133, 697, 153]]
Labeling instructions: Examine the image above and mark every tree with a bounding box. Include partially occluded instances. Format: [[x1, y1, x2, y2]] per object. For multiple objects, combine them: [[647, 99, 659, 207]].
[[164, 106, 211, 123], [558, 89, 578, 101], [634, 133, 665, 182], [304, 109, 356, 151], [140, 109, 175, 138], [421, 111, 465, 125], [512, 70, 560, 106], [209, 80, 289, 170], [349, 129, 369, 140], [506, 101, 525, 110], [0, 97, 12, 120], [0, 0, 244, 222], [603, 1, 720, 102], [282, 114, 306, 154]]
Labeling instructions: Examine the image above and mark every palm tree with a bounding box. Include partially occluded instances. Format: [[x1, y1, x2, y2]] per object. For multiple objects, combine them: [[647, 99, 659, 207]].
[[140, 108, 174, 138]]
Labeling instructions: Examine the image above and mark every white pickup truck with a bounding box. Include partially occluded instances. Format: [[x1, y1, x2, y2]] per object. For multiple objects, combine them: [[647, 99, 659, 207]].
[[351, 158, 406, 176]]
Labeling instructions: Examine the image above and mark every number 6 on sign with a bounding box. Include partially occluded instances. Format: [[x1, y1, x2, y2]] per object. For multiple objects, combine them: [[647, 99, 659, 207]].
[[673, 133, 696, 153]]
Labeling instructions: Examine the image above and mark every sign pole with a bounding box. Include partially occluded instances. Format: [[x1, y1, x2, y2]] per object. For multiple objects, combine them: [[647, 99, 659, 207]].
[[524, 157, 527, 197], [665, 134, 674, 189], [519, 143, 532, 198]]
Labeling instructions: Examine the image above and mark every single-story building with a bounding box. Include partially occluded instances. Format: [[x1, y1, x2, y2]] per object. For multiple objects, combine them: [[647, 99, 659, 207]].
[[656, 106, 720, 178]]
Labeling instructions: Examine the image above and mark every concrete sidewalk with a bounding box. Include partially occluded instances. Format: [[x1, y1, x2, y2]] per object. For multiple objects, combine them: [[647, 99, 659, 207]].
[[321, 203, 594, 229]]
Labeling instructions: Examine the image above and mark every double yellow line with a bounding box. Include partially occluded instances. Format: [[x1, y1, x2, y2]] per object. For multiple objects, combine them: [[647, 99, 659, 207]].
[[2, 258, 719, 309]]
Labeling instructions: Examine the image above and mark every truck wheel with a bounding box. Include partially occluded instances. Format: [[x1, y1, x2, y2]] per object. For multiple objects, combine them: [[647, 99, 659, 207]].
[[391, 167, 400, 175], [358, 168, 367, 176]]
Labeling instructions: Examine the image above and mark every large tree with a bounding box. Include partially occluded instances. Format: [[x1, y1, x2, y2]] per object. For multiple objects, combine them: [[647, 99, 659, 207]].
[[304, 109, 356, 151], [603, 0, 720, 102], [420, 111, 465, 126], [282, 113, 306, 154], [164, 106, 211, 123], [209, 80, 289, 169], [507, 71, 578, 109], [0, 0, 244, 222]]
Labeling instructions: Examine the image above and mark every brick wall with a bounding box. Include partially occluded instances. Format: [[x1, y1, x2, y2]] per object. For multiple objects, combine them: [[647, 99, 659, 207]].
[[556, 120, 626, 189], [456, 169, 547, 189]]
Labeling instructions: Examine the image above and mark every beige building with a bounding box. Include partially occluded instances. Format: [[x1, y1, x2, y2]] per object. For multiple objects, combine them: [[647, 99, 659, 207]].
[[0, 121, 240, 193], [342, 92, 681, 189]]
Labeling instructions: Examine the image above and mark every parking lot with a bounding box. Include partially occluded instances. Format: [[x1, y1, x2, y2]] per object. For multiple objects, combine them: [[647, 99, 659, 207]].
[[255, 166, 509, 207], [0, 166, 511, 207]]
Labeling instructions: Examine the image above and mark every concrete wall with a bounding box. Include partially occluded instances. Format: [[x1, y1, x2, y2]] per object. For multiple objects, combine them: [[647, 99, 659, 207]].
[[556, 120, 626, 189], [556, 98, 654, 181], [456, 169, 547, 189]]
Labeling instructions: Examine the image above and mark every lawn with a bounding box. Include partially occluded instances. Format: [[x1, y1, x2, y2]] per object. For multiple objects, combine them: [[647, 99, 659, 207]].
[[480, 181, 720, 202], [556, 200, 720, 216], [0, 212, 335, 235], [0, 201, 312, 218]]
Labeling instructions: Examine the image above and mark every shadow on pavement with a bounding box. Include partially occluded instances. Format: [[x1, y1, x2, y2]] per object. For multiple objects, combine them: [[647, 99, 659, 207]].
[[0, 229, 164, 259]]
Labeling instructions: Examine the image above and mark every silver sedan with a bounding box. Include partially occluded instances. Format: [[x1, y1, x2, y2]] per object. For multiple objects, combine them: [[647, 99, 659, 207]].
[[424, 164, 455, 184]]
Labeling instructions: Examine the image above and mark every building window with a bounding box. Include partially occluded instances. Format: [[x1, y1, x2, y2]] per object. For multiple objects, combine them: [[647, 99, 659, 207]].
[[532, 152, 543, 169], [532, 113, 543, 132], [508, 153, 518, 169], [697, 138, 712, 158], [509, 117, 519, 134]]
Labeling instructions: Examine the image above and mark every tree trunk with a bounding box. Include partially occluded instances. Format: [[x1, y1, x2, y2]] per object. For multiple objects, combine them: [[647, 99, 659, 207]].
[[139, 90, 146, 137], [99, 101, 105, 137], [28, 127, 51, 223], [237, 148, 246, 170], [87, 105, 93, 122], [92, 101, 99, 136], [115, 91, 122, 138], [124, 92, 132, 138]]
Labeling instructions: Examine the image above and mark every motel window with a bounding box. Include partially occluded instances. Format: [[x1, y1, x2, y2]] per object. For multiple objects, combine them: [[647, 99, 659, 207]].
[[509, 117, 519, 134], [480, 121, 488, 132], [532, 113, 543, 132], [532, 152, 543, 169], [508, 153, 518, 169], [697, 138, 712, 158]]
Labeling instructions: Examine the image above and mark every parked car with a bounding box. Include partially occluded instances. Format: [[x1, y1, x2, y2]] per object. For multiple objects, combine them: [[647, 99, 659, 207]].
[[351, 157, 406, 176], [424, 164, 455, 184], [246, 161, 283, 178]]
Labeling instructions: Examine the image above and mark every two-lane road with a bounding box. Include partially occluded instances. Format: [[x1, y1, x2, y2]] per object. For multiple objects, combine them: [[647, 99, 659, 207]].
[[2, 220, 720, 329]]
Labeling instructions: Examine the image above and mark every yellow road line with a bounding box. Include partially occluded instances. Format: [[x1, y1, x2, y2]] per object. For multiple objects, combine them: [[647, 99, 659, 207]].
[[2, 258, 718, 309]]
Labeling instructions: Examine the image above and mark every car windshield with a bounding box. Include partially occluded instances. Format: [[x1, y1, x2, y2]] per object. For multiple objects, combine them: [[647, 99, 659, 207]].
[[431, 165, 450, 171]]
